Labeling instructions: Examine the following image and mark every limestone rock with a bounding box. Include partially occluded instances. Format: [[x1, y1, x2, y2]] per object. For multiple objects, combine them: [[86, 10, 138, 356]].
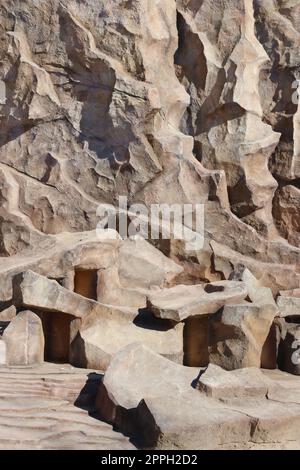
[[0, 340, 6, 365], [96, 343, 252, 448], [209, 303, 276, 370], [0, 0, 299, 301], [0, 305, 16, 321], [277, 296, 300, 318], [197, 364, 269, 399], [280, 289, 300, 298], [70, 319, 184, 371], [229, 267, 277, 310], [13, 270, 134, 320], [3, 311, 44, 366], [273, 185, 300, 247], [148, 281, 248, 322], [97, 238, 182, 309], [97, 343, 300, 449]]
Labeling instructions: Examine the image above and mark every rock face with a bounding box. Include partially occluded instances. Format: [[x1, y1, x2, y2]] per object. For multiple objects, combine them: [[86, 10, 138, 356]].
[[0, 0, 300, 291], [3, 311, 44, 366], [0, 0, 300, 451]]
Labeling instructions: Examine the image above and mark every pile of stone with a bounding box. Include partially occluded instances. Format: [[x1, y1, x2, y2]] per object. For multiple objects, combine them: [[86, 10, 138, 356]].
[[0, 233, 300, 448]]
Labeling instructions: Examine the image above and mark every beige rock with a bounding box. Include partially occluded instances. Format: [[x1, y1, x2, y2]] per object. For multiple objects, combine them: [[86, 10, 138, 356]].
[[277, 296, 300, 318], [148, 281, 248, 322], [0, 340, 6, 365], [0, 0, 300, 451], [3, 311, 44, 366], [229, 267, 277, 310], [280, 289, 300, 298], [70, 319, 184, 371], [197, 364, 269, 399], [273, 185, 300, 247], [96, 343, 252, 448], [209, 303, 276, 370], [13, 270, 134, 320], [0, 305, 16, 321], [97, 343, 300, 449], [97, 238, 182, 309]]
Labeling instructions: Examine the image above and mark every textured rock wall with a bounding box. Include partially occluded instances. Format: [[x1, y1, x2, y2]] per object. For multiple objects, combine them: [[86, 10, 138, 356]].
[[0, 0, 300, 293]]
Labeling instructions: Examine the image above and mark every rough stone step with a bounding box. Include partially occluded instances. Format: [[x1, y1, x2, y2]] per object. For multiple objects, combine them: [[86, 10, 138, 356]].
[[0, 363, 135, 450]]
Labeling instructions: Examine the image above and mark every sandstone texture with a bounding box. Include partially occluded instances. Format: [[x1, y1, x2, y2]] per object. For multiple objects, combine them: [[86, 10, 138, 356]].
[[97, 343, 300, 449], [3, 311, 44, 366], [0, 0, 300, 451]]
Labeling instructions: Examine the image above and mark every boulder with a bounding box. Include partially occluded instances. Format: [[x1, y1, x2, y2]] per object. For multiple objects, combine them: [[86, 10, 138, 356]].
[[96, 343, 252, 449], [97, 238, 183, 310], [70, 319, 184, 371], [117, 238, 183, 290], [3, 311, 44, 366], [197, 364, 269, 399], [209, 303, 276, 370], [96, 343, 300, 449], [13, 270, 135, 320], [97, 266, 148, 310], [148, 281, 248, 322], [229, 267, 277, 310], [277, 296, 300, 319]]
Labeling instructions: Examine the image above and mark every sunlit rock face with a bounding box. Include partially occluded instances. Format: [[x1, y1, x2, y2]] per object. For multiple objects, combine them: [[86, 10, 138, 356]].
[[0, 1, 300, 290]]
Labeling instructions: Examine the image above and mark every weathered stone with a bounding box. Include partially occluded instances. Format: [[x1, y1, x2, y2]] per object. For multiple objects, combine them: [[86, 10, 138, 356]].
[[70, 319, 184, 371], [96, 343, 252, 449], [277, 296, 300, 319], [0, 0, 299, 305], [3, 311, 44, 366], [97, 343, 300, 449], [148, 281, 248, 322], [273, 185, 300, 247], [280, 289, 300, 298], [229, 267, 277, 310], [0, 340, 6, 365], [13, 270, 135, 320], [209, 303, 276, 370], [197, 364, 269, 399], [0, 305, 16, 321]]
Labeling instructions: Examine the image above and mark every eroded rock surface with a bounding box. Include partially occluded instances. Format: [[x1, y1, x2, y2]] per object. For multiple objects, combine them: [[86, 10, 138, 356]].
[[97, 344, 300, 450], [3, 310, 44, 366], [0, 0, 299, 290]]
